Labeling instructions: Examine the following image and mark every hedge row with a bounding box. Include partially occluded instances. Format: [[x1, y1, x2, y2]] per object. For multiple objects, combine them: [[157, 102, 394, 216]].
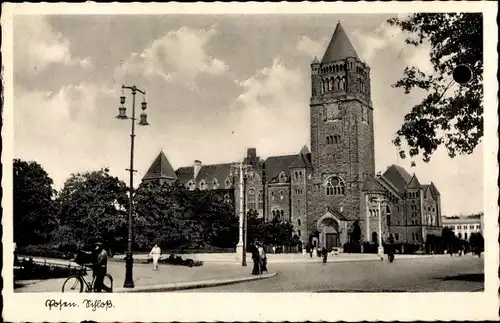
[[14, 258, 86, 280], [122, 254, 204, 267]]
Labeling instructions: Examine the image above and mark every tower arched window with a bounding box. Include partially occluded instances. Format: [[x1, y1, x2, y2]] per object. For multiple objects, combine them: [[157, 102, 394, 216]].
[[280, 210, 284, 220], [258, 190, 263, 210], [248, 188, 256, 210], [340, 77, 346, 91], [325, 176, 345, 196], [271, 192, 275, 200], [279, 190, 284, 200], [225, 176, 232, 189]]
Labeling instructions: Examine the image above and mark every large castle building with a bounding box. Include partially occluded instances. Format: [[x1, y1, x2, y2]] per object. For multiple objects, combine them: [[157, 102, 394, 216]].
[[142, 22, 443, 250]]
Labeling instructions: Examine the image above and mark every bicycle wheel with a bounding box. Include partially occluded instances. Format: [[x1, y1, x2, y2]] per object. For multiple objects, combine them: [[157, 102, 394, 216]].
[[62, 276, 83, 293], [102, 273, 113, 292]]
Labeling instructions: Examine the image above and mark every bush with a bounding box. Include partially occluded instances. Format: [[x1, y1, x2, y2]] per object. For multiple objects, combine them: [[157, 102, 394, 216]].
[[159, 254, 203, 267], [343, 243, 362, 253], [18, 245, 76, 260], [14, 257, 86, 280], [121, 254, 203, 267]]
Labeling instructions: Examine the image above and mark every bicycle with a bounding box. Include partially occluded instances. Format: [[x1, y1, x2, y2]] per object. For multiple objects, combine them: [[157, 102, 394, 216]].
[[61, 264, 113, 293]]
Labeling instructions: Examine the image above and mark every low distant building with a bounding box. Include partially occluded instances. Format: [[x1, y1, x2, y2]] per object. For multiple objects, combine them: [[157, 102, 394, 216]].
[[442, 213, 484, 241]]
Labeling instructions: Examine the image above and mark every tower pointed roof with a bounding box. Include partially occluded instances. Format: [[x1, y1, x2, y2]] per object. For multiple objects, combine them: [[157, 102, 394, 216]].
[[406, 174, 422, 189], [300, 145, 310, 155], [321, 22, 360, 63], [143, 151, 178, 181]]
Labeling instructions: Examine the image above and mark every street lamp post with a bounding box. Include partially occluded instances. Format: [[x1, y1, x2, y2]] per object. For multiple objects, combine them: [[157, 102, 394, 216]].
[[242, 174, 248, 267], [230, 161, 251, 266], [116, 84, 149, 288], [370, 196, 386, 259]]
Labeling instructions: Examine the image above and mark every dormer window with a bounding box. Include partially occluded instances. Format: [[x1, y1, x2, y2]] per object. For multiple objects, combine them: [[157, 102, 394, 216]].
[[279, 171, 287, 183], [225, 177, 232, 189], [199, 179, 206, 190], [212, 178, 219, 189], [187, 180, 195, 191]]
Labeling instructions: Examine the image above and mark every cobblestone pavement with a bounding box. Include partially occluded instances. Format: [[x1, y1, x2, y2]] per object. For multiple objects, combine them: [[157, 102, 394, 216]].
[[184, 255, 484, 292], [15, 260, 250, 293]]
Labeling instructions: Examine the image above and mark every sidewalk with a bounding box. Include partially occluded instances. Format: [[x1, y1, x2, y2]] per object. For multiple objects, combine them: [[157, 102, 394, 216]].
[[14, 258, 276, 293], [111, 252, 449, 264]]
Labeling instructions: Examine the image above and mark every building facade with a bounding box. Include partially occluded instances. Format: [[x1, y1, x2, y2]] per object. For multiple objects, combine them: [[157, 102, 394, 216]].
[[142, 22, 443, 250], [442, 214, 484, 241]]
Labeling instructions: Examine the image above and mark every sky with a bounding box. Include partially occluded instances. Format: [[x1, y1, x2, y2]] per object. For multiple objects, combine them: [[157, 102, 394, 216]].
[[12, 13, 484, 217]]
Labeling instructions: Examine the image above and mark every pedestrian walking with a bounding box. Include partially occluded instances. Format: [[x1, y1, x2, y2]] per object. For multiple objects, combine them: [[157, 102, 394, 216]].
[[149, 244, 161, 271], [251, 241, 261, 275], [321, 247, 328, 263], [259, 243, 268, 273]]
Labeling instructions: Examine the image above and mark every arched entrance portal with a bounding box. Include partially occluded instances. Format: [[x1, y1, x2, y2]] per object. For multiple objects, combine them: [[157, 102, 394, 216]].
[[317, 216, 340, 251]]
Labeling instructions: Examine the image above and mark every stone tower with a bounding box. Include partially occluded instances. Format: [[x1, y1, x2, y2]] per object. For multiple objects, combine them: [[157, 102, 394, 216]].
[[307, 22, 376, 247]]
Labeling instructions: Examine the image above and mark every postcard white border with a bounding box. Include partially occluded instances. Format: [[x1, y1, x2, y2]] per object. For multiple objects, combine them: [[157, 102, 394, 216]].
[[2, 2, 498, 322]]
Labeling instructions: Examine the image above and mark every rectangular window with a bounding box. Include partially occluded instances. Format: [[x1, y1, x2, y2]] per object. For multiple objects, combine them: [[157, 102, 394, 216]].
[[395, 233, 399, 241], [415, 233, 419, 240], [412, 233, 415, 240]]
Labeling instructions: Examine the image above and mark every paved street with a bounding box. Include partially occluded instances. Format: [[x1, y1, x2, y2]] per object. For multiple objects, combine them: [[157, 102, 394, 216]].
[[183, 255, 484, 292], [15, 259, 251, 293]]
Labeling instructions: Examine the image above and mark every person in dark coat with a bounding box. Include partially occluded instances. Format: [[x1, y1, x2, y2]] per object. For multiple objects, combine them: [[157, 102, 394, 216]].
[[251, 241, 261, 275], [92, 242, 108, 292], [258, 243, 268, 273]]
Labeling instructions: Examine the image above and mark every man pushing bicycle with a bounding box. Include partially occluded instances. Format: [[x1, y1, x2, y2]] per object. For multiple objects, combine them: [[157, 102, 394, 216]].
[[92, 242, 108, 292]]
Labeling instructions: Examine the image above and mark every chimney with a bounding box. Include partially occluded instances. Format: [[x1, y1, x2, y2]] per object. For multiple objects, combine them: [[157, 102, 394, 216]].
[[247, 148, 257, 159], [193, 160, 202, 179]]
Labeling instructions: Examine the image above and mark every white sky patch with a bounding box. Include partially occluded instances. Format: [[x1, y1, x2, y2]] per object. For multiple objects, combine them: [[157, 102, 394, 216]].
[[115, 26, 228, 87], [296, 36, 329, 59], [14, 16, 92, 76], [233, 57, 309, 156]]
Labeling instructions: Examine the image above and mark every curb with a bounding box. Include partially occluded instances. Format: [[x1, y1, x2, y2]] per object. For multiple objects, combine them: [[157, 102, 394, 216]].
[[114, 272, 278, 293]]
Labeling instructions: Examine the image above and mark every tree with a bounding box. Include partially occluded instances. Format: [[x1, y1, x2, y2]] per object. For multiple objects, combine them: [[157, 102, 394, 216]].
[[350, 220, 361, 244], [185, 189, 238, 248], [13, 159, 57, 246], [56, 168, 128, 250], [388, 13, 483, 163]]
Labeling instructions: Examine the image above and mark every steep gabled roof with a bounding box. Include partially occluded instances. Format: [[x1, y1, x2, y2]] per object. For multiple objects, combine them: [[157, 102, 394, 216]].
[[321, 22, 360, 63], [406, 174, 422, 189], [142, 151, 177, 181], [380, 164, 412, 195], [300, 145, 310, 155], [195, 163, 233, 188], [264, 154, 298, 181], [175, 166, 194, 185], [362, 175, 386, 193], [429, 182, 441, 197]]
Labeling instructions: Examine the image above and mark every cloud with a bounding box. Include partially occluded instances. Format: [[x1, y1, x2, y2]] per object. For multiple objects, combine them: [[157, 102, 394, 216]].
[[14, 16, 92, 77], [14, 82, 121, 188], [231, 57, 309, 155], [351, 21, 433, 73], [115, 26, 228, 88], [296, 36, 329, 59]]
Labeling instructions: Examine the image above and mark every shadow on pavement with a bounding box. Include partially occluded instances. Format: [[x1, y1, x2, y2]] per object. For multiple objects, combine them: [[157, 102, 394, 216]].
[[437, 273, 484, 282]]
